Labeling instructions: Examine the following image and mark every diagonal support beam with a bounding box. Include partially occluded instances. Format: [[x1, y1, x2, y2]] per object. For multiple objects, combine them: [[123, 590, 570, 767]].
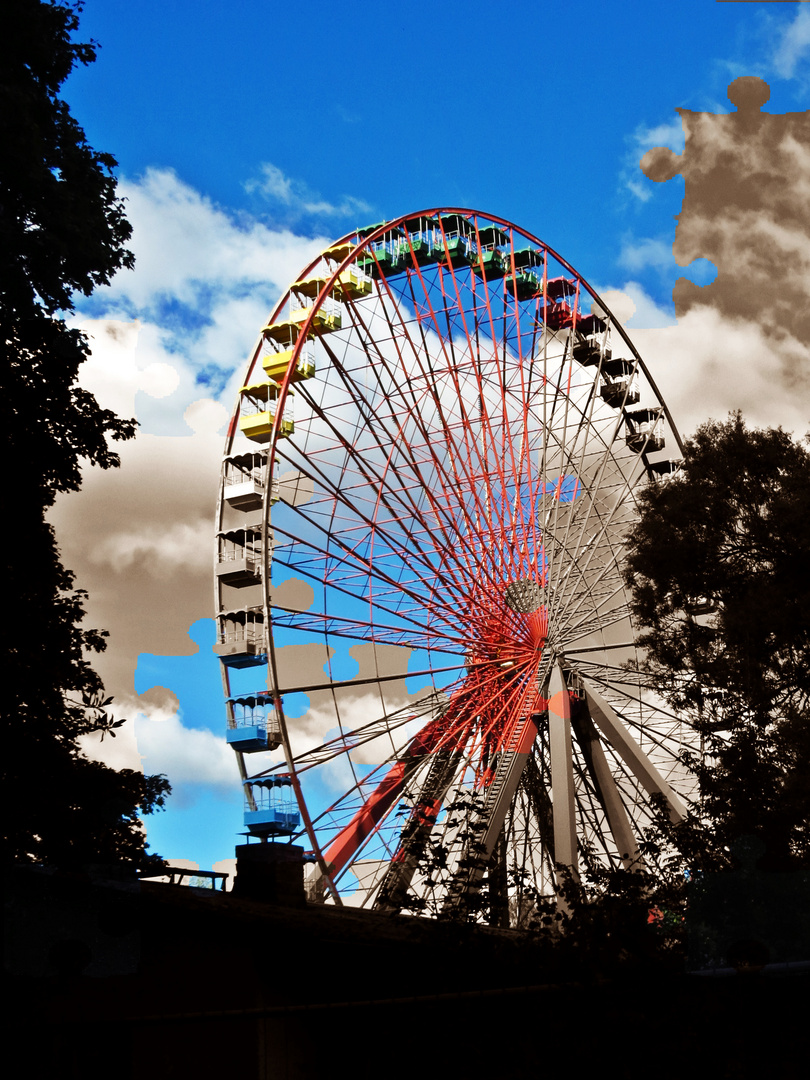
[[582, 679, 689, 823], [571, 699, 642, 870], [548, 663, 579, 883]]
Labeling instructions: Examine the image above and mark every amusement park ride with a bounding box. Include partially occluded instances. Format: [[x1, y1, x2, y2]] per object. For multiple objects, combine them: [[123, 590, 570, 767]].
[[213, 209, 691, 922]]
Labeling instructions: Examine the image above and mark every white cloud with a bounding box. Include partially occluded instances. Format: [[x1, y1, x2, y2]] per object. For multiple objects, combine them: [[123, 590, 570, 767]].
[[633, 118, 686, 155], [134, 709, 239, 790], [107, 167, 331, 310], [77, 687, 239, 825], [245, 162, 373, 221], [618, 237, 677, 275], [249, 162, 294, 203], [593, 282, 676, 330], [77, 696, 241, 798], [69, 313, 231, 437], [71, 169, 336, 437], [623, 117, 685, 201], [184, 398, 229, 434], [772, 5, 810, 80], [67, 317, 180, 420]]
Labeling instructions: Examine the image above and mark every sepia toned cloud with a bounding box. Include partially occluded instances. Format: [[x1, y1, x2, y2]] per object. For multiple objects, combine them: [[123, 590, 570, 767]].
[[640, 77, 810, 349], [48, 401, 226, 697], [633, 303, 810, 439], [631, 76, 809, 444]]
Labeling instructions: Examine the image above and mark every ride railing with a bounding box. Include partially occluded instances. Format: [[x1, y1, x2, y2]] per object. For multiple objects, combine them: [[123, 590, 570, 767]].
[[140, 866, 230, 891], [239, 387, 295, 429], [260, 342, 316, 383], [625, 409, 666, 453], [217, 624, 264, 648], [600, 369, 640, 409], [244, 777, 300, 835], [217, 542, 262, 564], [231, 700, 279, 731], [223, 456, 278, 501], [224, 469, 262, 485], [289, 292, 342, 327]]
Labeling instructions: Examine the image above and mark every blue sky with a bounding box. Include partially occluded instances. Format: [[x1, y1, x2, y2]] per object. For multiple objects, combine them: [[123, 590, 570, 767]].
[[66, 0, 808, 321], [54, 1, 809, 875]]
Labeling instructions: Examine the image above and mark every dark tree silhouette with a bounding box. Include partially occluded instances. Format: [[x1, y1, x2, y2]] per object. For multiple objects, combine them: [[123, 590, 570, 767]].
[[2, 0, 169, 870], [624, 413, 810, 872]]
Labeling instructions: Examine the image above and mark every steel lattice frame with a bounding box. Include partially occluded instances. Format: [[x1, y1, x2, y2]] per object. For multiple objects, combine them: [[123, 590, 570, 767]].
[[214, 208, 693, 922]]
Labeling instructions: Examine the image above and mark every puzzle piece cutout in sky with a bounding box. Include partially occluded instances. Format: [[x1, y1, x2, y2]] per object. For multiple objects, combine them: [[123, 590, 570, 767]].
[[641, 76, 810, 344]]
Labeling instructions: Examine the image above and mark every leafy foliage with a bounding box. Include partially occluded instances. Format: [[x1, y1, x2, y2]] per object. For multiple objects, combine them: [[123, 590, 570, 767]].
[[624, 413, 810, 871], [2, 1, 169, 871], [2, 0, 137, 497]]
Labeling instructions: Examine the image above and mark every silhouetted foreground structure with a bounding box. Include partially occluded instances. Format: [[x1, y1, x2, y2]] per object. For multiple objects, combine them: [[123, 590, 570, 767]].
[[5, 863, 808, 1080]]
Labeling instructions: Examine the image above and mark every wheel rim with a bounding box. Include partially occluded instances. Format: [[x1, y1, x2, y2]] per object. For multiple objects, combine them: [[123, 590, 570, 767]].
[[215, 209, 692, 921]]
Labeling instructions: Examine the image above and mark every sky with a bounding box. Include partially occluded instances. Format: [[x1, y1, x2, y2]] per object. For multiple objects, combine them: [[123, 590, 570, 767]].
[[48, 0, 810, 877]]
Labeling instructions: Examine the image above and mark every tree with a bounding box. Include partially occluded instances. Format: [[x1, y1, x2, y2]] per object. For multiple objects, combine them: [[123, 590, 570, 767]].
[[624, 413, 810, 871], [2, 0, 170, 870]]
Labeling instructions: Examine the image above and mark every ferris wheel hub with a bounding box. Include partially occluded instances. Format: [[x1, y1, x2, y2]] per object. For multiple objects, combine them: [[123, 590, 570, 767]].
[[504, 577, 544, 614]]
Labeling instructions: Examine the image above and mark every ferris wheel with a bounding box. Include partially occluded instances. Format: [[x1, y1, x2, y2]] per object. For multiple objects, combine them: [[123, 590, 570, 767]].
[[213, 209, 692, 923]]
